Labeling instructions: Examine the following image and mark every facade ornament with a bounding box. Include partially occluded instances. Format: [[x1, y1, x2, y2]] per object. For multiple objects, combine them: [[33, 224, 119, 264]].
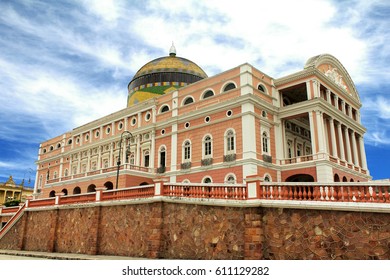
[[325, 66, 347, 91]]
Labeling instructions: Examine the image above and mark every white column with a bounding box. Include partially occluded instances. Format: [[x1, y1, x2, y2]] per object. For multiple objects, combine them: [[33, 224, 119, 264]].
[[77, 152, 81, 173], [150, 130, 156, 169], [337, 123, 345, 161], [334, 95, 339, 109], [312, 80, 320, 98], [59, 158, 64, 179], [351, 131, 359, 167], [341, 100, 346, 114], [171, 124, 178, 172], [135, 135, 141, 166], [347, 105, 352, 118], [308, 111, 318, 154], [316, 111, 326, 153], [326, 89, 331, 104], [359, 135, 368, 170], [241, 103, 257, 177], [329, 118, 338, 157], [97, 146, 102, 169], [109, 143, 114, 167], [344, 127, 352, 164], [87, 149, 91, 171]]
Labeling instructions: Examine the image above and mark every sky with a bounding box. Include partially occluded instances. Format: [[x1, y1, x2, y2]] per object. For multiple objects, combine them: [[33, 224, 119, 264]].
[[0, 0, 389, 187]]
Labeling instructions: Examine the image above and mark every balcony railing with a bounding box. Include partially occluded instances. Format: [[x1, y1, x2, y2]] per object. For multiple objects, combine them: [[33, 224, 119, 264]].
[[163, 183, 247, 200]]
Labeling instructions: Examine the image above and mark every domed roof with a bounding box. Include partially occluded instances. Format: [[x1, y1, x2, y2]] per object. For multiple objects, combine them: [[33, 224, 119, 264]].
[[131, 45, 207, 82], [127, 44, 208, 107]]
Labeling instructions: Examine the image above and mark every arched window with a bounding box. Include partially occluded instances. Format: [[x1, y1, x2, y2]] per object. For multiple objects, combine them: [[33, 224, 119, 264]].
[[225, 129, 235, 154], [203, 177, 212, 183], [87, 184, 96, 193], [129, 153, 135, 165], [287, 140, 293, 158], [183, 140, 191, 161], [183, 96, 194, 105], [264, 174, 271, 182], [159, 146, 166, 168], [104, 181, 114, 190], [296, 143, 302, 157], [223, 82, 236, 92], [73, 187, 81, 195], [61, 189, 68, 196], [143, 150, 150, 167], [203, 135, 212, 158], [202, 90, 214, 99], [262, 131, 269, 154], [160, 104, 170, 113], [258, 84, 266, 93], [225, 174, 236, 184], [49, 191, 55, 198]]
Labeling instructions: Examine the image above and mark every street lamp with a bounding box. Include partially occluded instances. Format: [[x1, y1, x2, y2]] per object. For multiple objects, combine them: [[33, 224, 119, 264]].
[[21, 168, 34, 202], [115, 131, 133, 190]]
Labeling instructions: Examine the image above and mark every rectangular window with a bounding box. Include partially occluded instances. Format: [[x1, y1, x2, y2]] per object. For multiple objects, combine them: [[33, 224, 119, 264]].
[[184, 146, 191, 160]]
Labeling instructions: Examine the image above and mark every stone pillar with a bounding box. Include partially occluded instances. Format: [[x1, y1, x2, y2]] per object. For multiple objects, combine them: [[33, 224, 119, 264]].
[[308, 111, 318, 154], [344, 127, 352, 164], [151, 130, 156, 169], [87, 149, 91, 172], [77, 152, 81, 174], [109, 142, 114, 167], [337, 122, 345, 161], [341, 100, 346, 114], [334, 95, 339, 109], [95, 187, 107, 202], [245, 176, 261, 199], [97, 146, 102, 170], [316, 111, 326, 153], [359, 135, 368, 170], [329, 118, 338, 158], [136, 135, 141, 166], [351, 131, 359, 167], [244, 208, 263, 259], [55, 192, 64, 205], [326, 89, 331, 104]]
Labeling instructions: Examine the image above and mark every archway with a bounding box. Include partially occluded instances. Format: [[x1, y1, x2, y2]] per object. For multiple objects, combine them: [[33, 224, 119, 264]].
[[49, 190, 55, 198], [104, 181, 114, 190], [61, 189, 68, 196], [286, 174, 314, 182], [87, 184, 96, 193], [73, 187, 81, 195], [334, 174, 340, 182]]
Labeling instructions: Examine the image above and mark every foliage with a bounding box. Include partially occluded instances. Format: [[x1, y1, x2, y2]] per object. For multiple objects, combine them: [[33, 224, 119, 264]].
[[4, 200, 21, 207]]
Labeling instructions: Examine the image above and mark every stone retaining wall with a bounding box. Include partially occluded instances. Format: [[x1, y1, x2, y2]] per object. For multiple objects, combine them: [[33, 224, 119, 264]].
[[1, 201, 389, 259]]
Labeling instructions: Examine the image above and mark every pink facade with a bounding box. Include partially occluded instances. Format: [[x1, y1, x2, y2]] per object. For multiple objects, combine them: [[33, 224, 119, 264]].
[[34, 52, 370, 198]]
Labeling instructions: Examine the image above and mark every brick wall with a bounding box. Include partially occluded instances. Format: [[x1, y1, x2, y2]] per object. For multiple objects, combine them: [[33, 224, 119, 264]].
[[1, 201, 389, 259]]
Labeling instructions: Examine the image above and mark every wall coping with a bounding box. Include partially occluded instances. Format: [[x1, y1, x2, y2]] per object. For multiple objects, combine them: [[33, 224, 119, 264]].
[[23, 196, 390, 214]]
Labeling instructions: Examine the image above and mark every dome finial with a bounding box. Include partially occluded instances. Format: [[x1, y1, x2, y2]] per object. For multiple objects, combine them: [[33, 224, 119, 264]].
[[169, 42, 176, 56]]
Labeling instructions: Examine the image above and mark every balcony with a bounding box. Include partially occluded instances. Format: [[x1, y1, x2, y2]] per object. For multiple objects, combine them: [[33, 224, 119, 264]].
[[201, 158, 213, 166]]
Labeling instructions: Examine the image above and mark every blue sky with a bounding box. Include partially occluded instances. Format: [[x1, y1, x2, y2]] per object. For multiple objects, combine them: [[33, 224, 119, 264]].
[[0, 0, 389, 187]]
